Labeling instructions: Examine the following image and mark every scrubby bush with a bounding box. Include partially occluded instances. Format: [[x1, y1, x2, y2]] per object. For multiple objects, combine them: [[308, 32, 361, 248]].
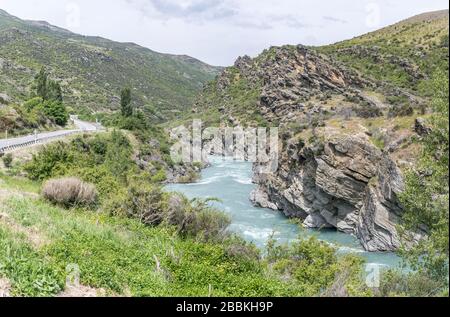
[[42, 177, 98, 207], [41, 100, 68, 126], [388, 104, 414, 117], [107, 185, 230, 242], [352, 103, 383, 118], [176, 170, 200, 183], [2, 153, 13, 168], [378, 270, 447, 297], [266, 236, 367, 296], [151, 169, 167, 183], [399, 71, 449, 292], [122, 182, 167, 225], [223, 236, 261, 262], [178, 198, 231, 241]]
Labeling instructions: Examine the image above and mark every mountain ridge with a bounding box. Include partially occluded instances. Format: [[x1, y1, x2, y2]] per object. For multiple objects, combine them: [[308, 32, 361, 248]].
[[0, 8, 221, 120]]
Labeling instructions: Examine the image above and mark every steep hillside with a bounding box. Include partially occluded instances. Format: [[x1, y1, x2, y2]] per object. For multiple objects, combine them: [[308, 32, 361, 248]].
[[0, 9, 220, 119], [318, 10, 449, 93], [192, 11, 449, 251]]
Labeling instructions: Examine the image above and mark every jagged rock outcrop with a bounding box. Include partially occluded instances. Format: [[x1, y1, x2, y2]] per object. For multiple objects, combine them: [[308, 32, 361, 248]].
[[206, 45, 387, 125], [251, 135, 421, 251], [197, 43, 433, 252]]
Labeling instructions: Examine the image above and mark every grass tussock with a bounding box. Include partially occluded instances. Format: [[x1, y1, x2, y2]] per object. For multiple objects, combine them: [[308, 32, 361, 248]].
[[42, 177, 97, 208]]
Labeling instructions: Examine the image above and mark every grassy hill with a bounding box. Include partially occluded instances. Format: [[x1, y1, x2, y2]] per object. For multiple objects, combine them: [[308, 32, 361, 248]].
[[318, 10, 449, 94], [191, 10, 448, 132], [0, 9, 220, 120]]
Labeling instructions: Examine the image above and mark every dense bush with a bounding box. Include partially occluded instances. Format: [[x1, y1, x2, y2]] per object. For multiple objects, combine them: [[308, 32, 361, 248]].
[[175, 197, 231, 241], [266, 236, 367, 296], [24, 97, 68, 127], [25, 142, 74, 181], [40, 100, 68, 126], [42, 177, 98, 207]]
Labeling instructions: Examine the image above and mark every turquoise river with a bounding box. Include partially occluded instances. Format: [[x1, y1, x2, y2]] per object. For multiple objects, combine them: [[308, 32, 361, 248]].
[[166, 156, 402, 268]]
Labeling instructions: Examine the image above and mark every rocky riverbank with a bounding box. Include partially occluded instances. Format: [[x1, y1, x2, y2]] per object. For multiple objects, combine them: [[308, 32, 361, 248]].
[[251, 134, 425, 251]]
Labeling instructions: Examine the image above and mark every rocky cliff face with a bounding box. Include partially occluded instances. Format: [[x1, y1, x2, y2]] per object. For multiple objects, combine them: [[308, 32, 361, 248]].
[[250, 134, 422, 251], [195, 30, 437, 251], [225, 46, 421, 251]]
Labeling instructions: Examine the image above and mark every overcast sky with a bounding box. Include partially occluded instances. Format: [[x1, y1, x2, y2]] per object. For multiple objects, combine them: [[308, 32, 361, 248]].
[[0, 0, 448, 65]]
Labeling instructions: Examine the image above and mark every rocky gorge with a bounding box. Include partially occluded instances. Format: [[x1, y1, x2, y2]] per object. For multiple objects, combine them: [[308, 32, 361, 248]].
[[196, 38, 437, 251], [250, 134, 423, 251]]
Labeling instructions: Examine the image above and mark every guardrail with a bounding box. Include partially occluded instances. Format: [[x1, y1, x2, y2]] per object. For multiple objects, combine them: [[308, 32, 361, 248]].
[[0, 120, 102, 154], [0, 130, 81, 153]]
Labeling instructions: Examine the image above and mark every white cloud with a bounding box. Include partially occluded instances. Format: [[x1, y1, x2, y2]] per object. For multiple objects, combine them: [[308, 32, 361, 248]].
[[0, 0, 448, 65]]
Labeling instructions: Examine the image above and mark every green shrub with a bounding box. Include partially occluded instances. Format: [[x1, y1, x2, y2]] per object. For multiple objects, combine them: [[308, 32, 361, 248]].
[[23, 97, 68, 126], [107, 186, 230, 242], [40, 100, 68, 126], [121, 182, 167, 225], [151, 169, 167, 183], [24, 142, 74, 181], [378, 270, 447, 297], [178, 199, 231, 241], [70, 166, 122, 200], [399, 71, 449, 291], [2, 153, 13, 168], [266, 236, 366, 296]]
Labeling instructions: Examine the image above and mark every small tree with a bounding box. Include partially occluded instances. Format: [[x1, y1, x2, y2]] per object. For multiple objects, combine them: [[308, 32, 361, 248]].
[[34, 67, 63, 103], [120, 87, 133, 117], [31, 67, 67, 126], [35, 67, 48, 100], [47, 80, 63, 103]]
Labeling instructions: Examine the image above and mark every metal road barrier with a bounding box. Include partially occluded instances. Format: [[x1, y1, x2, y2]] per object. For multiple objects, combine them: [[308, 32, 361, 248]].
[[0, 120, 101, 154]]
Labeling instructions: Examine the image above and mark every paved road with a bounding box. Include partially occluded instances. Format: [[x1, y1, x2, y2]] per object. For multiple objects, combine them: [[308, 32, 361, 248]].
[[0, 119, 100, 153]]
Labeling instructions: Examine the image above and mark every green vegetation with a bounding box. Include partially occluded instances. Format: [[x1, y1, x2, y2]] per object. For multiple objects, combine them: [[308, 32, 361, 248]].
[[187, 67, 268, 127], [0, 192, 369, 296], [23, 97, 68, 126], [0, 128, 369, 297], [318, 10, 449, 95], [0, 9, 220, 121], [34, 67, 63, 103], [41, 177, 98, 208], [1, 67, 68, 135], [2, 153, 13, 168], [1, 8, 449, 298], [0, 99, 64, 136], [120, 87, 133, 117], [0, 91, 370, 297], [393, 71, 448, 295], [28, 67, 68, 126]]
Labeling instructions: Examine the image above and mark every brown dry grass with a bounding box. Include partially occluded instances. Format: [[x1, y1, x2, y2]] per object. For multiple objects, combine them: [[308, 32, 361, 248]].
[[0, 278, 11, 297], [42, 177, 97, 207]]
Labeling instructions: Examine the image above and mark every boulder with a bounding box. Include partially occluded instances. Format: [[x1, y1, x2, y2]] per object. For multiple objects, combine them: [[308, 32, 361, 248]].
[[415, 117, 431, 136]]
